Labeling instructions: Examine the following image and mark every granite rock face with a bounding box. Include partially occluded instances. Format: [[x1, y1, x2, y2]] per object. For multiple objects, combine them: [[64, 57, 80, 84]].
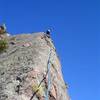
[[0, 32, 70, 100]]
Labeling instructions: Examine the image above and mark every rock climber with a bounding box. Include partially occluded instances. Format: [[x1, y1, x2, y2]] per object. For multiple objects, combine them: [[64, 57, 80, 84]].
[[46, 29, 51, 35], [0, 24, 6, 34], [46, 29, 51, 38], [0, 24, 10, 39]]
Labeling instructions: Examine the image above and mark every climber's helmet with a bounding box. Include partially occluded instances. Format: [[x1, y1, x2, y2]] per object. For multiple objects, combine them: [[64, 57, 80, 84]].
[[46, 29, 51, 35]]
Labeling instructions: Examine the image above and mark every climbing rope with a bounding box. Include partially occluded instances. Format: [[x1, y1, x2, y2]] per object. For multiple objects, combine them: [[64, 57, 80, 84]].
[[30, 48, 53, 100], [45, 48, 52, 100]]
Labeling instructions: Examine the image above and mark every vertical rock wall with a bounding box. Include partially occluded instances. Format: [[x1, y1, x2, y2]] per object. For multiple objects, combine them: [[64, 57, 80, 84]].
[[0, 32, 70, 100]]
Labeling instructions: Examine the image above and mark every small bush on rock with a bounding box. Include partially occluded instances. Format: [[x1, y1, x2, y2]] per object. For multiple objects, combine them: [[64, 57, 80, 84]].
[[0, 39, 8, 52]]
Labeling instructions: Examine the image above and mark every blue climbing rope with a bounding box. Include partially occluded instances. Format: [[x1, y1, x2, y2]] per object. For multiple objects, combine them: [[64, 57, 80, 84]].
[[45, 48, 52, 100]]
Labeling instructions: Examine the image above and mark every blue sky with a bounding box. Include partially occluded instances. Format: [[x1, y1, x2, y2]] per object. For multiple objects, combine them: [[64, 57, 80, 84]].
[[0, 0, 100, 100]]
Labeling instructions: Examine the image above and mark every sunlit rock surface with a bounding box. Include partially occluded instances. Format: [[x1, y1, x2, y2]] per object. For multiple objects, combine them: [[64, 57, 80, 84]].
[[0, 32, 70, 100]]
